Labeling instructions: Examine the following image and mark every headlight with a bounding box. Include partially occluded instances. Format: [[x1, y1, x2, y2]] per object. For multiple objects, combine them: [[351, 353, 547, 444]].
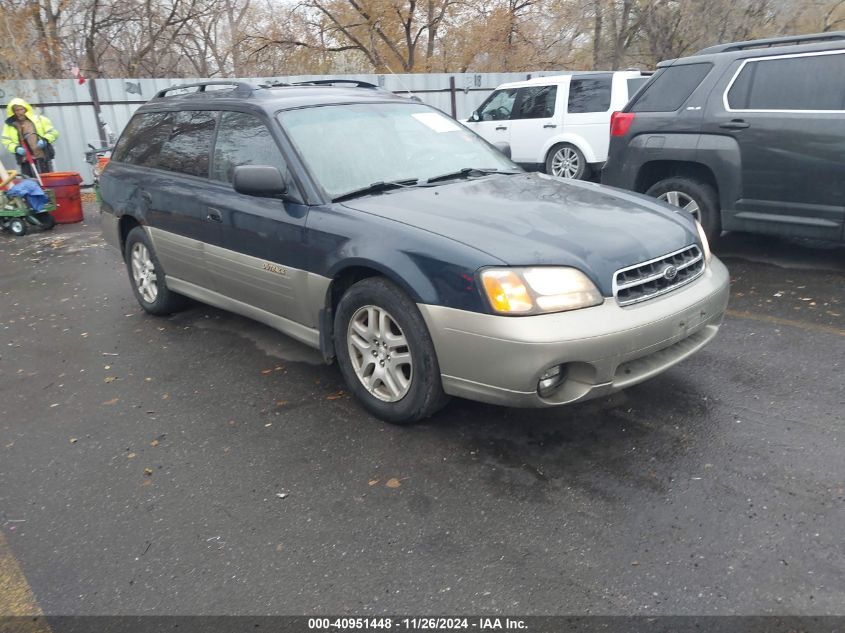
[[695, 221, 712, 264], [480, 267, 603, 315]]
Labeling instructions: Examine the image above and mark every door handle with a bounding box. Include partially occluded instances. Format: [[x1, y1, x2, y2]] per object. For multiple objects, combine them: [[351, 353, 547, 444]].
[[206, 208, 223, 223], [720, 120, 750, 130], [543, 123, 557, 128], [495, 126, 508, 131]]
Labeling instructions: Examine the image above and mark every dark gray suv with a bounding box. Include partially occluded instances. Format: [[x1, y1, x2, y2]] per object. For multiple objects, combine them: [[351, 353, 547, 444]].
[[602, 32, 845, 244], [100, 80, 729, 423]]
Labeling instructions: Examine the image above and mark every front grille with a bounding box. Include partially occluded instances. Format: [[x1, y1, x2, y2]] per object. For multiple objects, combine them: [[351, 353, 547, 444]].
[[614, 245, 704, 306]]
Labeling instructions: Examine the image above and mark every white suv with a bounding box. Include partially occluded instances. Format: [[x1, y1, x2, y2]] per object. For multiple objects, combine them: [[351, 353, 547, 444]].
[[464, 71, 650, 179]]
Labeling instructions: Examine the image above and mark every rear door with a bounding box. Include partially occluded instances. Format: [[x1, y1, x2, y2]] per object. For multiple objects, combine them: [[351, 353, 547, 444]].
[[711, 50, 845, 240], [507, 84, 560, 164], [464, 88, 517, 146], [563, 75, 613, 162], [117, 110, 219, 289], [206, 111, 313, 326]]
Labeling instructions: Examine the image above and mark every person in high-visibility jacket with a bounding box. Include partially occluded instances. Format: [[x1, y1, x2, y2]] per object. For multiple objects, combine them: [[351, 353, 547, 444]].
[[2, 97, 59, 177]]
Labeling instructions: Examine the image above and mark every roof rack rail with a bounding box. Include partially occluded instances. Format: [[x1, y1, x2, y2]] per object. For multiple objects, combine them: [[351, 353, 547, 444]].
[[694, 31, 845, 56], [290, 79, 382, 90], [153, 81, 259, 100]]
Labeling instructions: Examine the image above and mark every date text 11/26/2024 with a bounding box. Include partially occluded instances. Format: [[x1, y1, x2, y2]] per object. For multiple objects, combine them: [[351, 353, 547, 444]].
[[308, 618, 528, 631]]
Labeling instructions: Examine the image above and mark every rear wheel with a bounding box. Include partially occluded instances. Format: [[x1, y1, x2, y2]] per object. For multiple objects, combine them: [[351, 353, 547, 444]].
[[9, 218, 27, 236], [124, 226, 188, 315], [36, 212, 56, 230], [546, 143, 589, 180], [333, 277, 448, 424], [646, 177, 721, 243]]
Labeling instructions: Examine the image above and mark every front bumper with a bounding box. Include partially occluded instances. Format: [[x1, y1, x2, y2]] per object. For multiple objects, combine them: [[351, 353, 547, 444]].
[[418, 256, 730, 407]]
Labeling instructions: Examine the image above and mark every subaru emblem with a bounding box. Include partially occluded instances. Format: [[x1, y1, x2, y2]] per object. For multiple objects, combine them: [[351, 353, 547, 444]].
[[663, 264, 678, 281]]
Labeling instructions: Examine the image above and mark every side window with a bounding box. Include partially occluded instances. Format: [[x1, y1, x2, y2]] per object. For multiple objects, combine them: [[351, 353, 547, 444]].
[[156, 110, 217, 177], [477, 89, 518, 121], [630, 63, 713, 112], [212, 112, 287, 184], [112, 112, 172, 168], [626, 77, 649, 100], [567, 77, 611, 113], [512, 86, 557, 119], [727, 53, 845, 111]]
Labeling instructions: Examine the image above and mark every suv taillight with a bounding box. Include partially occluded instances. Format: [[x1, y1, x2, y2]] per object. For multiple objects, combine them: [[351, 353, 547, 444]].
[[610, 111, 635, 137]]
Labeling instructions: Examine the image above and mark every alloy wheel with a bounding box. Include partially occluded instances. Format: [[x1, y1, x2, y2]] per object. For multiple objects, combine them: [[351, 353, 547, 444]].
[[658, 191, 701, 222], [347, 305, 413, 402], [552, 147, 580, 179], [130, 242, 158, 304]]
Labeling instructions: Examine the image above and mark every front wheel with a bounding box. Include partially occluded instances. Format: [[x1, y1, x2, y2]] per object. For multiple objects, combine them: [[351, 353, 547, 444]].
[[333, 277, 449, 424], [124, 226, 188, 315], [9, 218, 27, 236], [546, 143, 589, 180], [646, 177, 721, 244]]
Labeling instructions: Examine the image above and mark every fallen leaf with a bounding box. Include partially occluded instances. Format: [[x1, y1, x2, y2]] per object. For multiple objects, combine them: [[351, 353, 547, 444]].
[[326, 391, 345, 400], [385, 478, 402, 489], [275, 400, 288, 407], [127, 452, 137, 459], [103, 376, 116, 383], [368, 479, 380, 487], [69, 438, 78, 444], [49, 403, 59, 408], [261, 369, 273, 375], [143, 467, 153, 477], [276, 544, 284, 552], [275, 492, 289, 499], [161, 393, 170, 400], [101, 398, 119, 405], [150, 439, 159, 447], [264, 423, 272, 428]]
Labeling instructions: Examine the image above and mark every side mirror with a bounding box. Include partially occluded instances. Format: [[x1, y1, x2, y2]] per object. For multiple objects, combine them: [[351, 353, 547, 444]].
[[233, 165, 287, 198], [470, 111, 480, 122], [493, 142, 511, 159]]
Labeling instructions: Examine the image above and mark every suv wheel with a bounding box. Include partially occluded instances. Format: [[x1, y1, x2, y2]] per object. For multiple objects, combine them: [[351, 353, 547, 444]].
[[334, 277, 448, 424], [546, 144, 589, 180], [646, 177, 721, 243], [124, 226, 187, 315]]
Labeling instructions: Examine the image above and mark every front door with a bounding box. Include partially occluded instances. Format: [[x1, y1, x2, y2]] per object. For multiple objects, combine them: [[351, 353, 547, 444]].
[[464, 88, 517, 147], [207, 111, 313, 326]]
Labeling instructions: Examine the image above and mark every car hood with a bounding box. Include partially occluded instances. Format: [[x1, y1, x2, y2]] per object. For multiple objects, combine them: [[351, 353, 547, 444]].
[[341, 172, 700, 296]]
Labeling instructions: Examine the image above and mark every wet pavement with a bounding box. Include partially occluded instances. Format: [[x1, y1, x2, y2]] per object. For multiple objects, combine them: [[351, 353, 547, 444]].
[[0, 205, 843, 615]]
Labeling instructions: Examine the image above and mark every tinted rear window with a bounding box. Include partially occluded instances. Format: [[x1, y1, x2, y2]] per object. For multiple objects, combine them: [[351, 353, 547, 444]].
[[512, 85, 557, 119], [630, 63, 712, 112], [112, 112, 172, 167], [727, 52, 845, 110], [626, 77, 649, 99], [156, 110, 217, 177], [568, 77, 612, 113]]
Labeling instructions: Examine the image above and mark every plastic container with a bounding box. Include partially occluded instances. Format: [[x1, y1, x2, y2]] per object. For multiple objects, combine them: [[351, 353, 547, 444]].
[[40, 172, 83, 223]]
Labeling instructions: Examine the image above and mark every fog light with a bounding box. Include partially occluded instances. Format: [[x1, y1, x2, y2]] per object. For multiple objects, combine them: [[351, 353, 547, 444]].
[[537, 364, 566, 397]]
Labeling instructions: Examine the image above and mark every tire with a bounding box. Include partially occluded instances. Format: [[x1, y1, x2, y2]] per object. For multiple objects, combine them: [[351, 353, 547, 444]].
[[124, 226, 187, 315], [546, 143, 590, 180], [9, 218, 27, 236], [333, 277, 449, 424], [646, 177, 721, 244], [35, 212, 56, 230]]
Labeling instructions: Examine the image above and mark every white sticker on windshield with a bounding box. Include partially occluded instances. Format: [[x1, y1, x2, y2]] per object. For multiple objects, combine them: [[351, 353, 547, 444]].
[[412, 112, 461, 133]]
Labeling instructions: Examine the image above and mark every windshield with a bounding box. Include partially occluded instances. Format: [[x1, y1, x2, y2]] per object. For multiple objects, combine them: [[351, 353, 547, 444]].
[[277, 102, 518, 199]]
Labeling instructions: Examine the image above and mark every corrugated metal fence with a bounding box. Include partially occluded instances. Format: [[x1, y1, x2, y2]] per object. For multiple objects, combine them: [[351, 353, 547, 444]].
[[0, 72, 565, 184]]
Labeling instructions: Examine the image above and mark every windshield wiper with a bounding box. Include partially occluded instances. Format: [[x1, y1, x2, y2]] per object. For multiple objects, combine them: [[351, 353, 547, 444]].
[[333, 178, 418, 202], [421, 167, 521, 185]]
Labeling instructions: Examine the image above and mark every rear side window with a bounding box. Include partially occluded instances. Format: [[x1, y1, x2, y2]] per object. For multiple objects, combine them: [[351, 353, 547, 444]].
[[630, 63, 712, 112], [156, 111, 217, 177], [513, 86, 557, 119], [727, 52, 845, 111], [626, 77, 649, 100], [211, 112, 287, 184], [112, 112, 172, 167], [568, 77, 611, 113]]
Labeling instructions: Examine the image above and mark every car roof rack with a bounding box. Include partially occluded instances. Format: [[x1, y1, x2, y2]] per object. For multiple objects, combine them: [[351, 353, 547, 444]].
[[290, 79, 382, 90], [153, 81, 259, 100], [694, 31, 845, 56]]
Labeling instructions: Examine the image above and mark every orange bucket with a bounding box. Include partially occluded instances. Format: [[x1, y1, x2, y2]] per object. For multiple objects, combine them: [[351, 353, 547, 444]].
[[40, 172, 83, 223]]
